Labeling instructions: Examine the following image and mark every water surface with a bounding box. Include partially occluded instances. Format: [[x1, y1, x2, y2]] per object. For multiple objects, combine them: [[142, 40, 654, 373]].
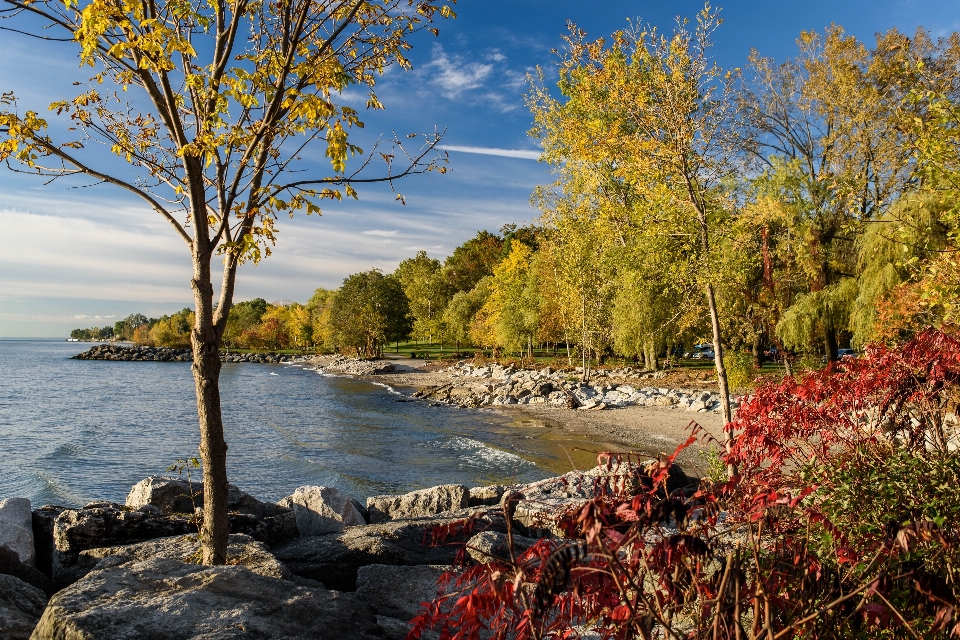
[[0, 340, 602, 507]]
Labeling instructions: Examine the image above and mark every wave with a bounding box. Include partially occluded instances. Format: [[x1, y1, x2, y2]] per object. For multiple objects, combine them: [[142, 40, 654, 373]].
[[369, 381, 402, 396], [270, 372, 279, 376], [426, 436, 536, 471]]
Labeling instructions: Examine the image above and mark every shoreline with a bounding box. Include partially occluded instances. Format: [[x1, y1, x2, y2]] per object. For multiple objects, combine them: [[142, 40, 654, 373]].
[[310, 354, 726, 476]]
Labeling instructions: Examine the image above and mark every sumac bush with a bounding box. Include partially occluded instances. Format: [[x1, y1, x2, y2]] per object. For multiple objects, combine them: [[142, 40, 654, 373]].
[[411, 329, 960, 639]]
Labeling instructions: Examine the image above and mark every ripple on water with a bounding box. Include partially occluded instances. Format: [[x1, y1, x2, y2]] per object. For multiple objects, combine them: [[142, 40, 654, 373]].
[[0, 341, 600, 506]]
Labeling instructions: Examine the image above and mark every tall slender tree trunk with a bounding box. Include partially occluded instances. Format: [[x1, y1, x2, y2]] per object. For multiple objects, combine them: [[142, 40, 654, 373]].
[[190, 252, 230, 566]]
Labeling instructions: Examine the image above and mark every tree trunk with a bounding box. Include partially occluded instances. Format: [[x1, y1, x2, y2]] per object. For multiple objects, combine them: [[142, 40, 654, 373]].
[[190, 258, 230, 566], [706, 283, 734, 474], [823, 322, 839, 363]]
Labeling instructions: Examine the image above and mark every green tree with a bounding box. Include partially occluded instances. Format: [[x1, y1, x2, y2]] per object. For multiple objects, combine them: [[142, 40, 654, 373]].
[[441, 231, 505, 293], [0, 0, 453, 564], [330, 270, 411, 357], [395, 250, 450, 345]]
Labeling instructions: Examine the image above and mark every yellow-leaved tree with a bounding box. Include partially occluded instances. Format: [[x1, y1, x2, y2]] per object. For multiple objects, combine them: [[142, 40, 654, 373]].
[[0, 0, 454, 564]]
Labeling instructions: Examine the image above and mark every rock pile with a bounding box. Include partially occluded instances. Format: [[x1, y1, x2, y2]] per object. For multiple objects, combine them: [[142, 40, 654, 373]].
[[3, 460, 699, 639], [415, 361, 735, 413], [311, 354, 396, 375], [72, 344, 296, 363]]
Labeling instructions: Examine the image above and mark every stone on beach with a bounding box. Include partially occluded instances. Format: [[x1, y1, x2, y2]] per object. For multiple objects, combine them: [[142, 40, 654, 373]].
[[355, 564, 449, 620], [366, 484, 469, 524], [465, 530, 539, 564], [0, 498, 36, 566], [0, 544, 53, 596], [278, 485, 368, 536]]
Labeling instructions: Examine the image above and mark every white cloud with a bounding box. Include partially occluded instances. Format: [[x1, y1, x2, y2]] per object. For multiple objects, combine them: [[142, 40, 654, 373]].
[[438, 145, 540, 160], [424, 44, 494, 99], [72, 314, 117, 320]]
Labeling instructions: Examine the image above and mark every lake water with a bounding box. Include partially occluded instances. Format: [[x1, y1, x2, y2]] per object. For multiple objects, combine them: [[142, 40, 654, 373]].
[[0, 340, 602, 508]]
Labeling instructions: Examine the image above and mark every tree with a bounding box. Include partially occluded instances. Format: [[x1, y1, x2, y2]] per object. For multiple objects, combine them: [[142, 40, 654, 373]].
[[442, 230, 505, 293], [741, 26, 944, 360], [529, 6, 743, 411], [443, 276, 491, 351], [329, 270, 410, 357], [222, 298, 267, 349], [395, 250, 450, 345], [0, 0, 453, 564]]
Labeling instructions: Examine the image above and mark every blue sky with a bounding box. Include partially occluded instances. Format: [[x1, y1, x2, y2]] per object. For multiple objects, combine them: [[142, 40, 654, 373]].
[[1, 0, 959, 336]]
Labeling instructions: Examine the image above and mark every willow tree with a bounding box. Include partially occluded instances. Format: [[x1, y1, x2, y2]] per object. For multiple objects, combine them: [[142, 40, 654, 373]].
[[529, 5, 744, 425], [0, 0, 452, 563]]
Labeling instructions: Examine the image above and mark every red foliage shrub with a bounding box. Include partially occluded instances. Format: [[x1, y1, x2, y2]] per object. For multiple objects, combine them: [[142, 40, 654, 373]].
[[409, 329, 960, 639]]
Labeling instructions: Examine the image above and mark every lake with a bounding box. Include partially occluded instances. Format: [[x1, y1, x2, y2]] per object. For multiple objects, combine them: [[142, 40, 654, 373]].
[[0, 340, 601, 508]]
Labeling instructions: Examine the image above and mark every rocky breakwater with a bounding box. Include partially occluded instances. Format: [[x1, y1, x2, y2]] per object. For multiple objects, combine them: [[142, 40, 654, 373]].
[[415, 361, 737, 414], [72, 343, 296, 363], [2, 458, 700, 639], [309, 353, 396, 375]]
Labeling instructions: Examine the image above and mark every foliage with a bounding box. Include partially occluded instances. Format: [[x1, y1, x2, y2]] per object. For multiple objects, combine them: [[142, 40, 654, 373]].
[[411, 329, 960, 639], [396, 251, 451, 345], [329, 270, 410, 357], [722, 350, 756, 392]]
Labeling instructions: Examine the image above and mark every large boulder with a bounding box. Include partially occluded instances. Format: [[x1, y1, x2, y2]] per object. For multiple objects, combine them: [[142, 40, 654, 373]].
[[279, 486, 367, 536], [126, 476, 291, 520], [366, 484, 469, 524], [273, 508, 504, 591], [0, 498, 35, 566], [465, 531, 539, 565], [0, 544, 53, 596], [509, 462, 691, 536], [75, 533, 289, 582], [0, 574, 47, 640], [355, 564, 449, 620], [31, 556, 384, 640], [51, 499, 299, 588]]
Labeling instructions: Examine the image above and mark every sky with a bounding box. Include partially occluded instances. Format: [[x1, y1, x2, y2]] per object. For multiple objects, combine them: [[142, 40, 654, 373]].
[[1, 0, 959, 337]]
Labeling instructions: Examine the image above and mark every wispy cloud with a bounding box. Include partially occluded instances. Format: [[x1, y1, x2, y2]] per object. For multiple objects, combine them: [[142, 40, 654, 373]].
[[361, 229, 401, 237], [438, 145, 540, 160], [72, 314, 117, 320], [423, 44, 494, 99]]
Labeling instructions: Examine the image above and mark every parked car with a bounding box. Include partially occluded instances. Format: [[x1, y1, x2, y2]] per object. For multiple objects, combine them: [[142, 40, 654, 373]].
[[837, 348, 857, 358], [691, 348, 715, 360]]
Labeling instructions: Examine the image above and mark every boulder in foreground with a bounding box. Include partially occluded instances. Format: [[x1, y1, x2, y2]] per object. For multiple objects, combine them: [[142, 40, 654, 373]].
[[0, 498, 35, 566], [32, 556, 383, 640], [0, 574, 47, 640]]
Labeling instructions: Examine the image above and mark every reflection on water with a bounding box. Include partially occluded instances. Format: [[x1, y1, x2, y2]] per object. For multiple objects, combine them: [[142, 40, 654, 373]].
[[0, 340, 610, 507]]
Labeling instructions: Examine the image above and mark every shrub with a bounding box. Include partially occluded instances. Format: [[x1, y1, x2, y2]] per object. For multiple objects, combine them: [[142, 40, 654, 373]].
[[411, 329, 960, 639]]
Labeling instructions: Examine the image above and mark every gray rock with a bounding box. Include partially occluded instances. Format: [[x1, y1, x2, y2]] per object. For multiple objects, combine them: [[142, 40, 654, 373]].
[[367, 484, 469, 524], [273, 508, 504, 591], [278, 486, 367, 536], [355, 564, 449, 620], [126, 476, 290, 519], [50, 501, 297, 589], [31, 556, 383, 640], [0, 544, 53, 596], [465, 531, 539, 564], [468, 485, 505, 507], [77, 533, 289, 581], [0, 574, 47, 640], [0, 498, 35, 566]]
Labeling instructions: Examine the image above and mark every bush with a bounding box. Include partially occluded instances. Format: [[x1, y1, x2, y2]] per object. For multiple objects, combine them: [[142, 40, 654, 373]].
[[723, 349, 757, 391], [411, 329, 960, 639]]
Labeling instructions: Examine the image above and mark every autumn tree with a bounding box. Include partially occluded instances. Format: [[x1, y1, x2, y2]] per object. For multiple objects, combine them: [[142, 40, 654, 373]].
[[530, 6, 743, 419], [0, 0, 453, 563], [740, 26, 950, 360]]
